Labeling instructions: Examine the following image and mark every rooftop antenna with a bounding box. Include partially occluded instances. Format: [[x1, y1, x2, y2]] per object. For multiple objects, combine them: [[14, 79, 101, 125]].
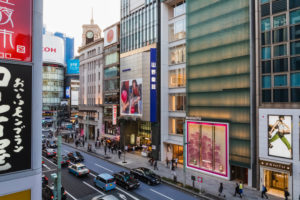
[[91, 8, 94, 24]]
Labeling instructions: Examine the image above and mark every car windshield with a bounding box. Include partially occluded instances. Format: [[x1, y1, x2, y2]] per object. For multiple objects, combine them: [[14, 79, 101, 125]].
[[144, 169, 154, 176], [107, 178, 115, 183], [124, 174, 134, 181], [75, 152, 81, 156], [77, 166, 86, 170]]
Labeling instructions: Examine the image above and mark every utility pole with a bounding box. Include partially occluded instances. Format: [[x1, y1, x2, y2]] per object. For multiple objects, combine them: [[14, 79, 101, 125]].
[[123, 134, 127, 163], [57, 134, 62, 199]]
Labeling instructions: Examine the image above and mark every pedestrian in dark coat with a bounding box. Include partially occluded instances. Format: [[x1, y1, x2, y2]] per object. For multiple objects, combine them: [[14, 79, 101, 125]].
[[166, 158, 169, 168], [118, 149, 122, 159], [154, 160, 158, 170], [218, 183, 225, 197], [234, 183, 240, 197], [261, 184, 268, 199], [104, 145, 107, 155], [284, 188, 289, 200]]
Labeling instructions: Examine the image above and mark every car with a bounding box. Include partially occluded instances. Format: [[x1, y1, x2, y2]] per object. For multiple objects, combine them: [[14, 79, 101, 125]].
[[113, 171, 140, 190], [94, 173, 116, 192], [67, 151, 84, 162], [130, 167, 161, 185], [53, 155, 70, 167], [91, 194, 120, 200], [48, 140, 57, 148], [43, 148, 56, 157], [42, 175, 48, 188], [42, 185, 67, 200], [68, 163, 89, 177]]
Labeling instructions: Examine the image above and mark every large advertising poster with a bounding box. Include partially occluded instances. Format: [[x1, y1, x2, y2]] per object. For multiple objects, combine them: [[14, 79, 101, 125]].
[[268, 115, 292, 159], [0, 63, 32, 174], [67, 59, 79, 74], [104, 25, 118, 47], [186, 121, 229, 179], [120, 78, 142, 116], [43, 34, 65, 65], [0, 0, 33, 62]]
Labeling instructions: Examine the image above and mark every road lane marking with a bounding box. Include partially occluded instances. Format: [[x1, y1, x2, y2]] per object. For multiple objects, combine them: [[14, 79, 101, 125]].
[[150, 189, 174, 200], [43, 164, 50, 170], [95, 163, 113, 172], [42, 156, 57, 166], [65, 191, 77, 200], [116, 187, 140, 200], [90, 173, 96, 177], [83, 181, 105, 195], [64, 150, 70, 153]]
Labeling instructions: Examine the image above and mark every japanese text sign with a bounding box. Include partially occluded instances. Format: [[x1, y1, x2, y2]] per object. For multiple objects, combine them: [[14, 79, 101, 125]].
[[0, 63, 32, 174], [0, 0, 33, 62]]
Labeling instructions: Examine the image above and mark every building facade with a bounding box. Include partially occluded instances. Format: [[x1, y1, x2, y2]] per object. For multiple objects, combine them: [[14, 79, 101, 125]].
[[120, 0, 160, 158], [161, 0, 186, 165], [256, 0, 300, 198], [186, 0, 256, 186], [78, 19, 104, 141]]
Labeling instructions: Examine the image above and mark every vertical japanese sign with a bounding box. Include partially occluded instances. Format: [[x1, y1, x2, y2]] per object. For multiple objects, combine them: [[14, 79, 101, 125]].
[[150, 48, 157, 123], [0, 63, 31, 174], [112, 105, 117, 125], [0, 0, 33, 62]]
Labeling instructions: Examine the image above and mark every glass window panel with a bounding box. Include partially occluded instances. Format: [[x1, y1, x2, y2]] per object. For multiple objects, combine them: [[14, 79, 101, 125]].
[[273, 28, 287, 43], [290, 41, 300, 55], [262, 76, 271, 88], [262, 89, 271, 102], [174, 2, 185, 17], [169, 94, 186, 111], [261, 0, 269, 3], [273, 89, 288, 102], [104, 66, 119, 78], [291, 56, 300, 71], [262, 47, 271, 59], [200, 124, 213, 171], [273, 14, 286, 28], [261, 18, 271, 31], [262, 32, 271, 45], [169, 45, 186, 65], [169, 118, 184, 134], [272, 0, 287, 14], [291, 88, 300, 102], [273, 58, 288, 72], [273, 44, 287, 57], [290, 9, 300, 25], [169, 68, 186, 88], [290, 25, 300, 40], [261, 3, 270, 17], [262, 61, 271, 73], [291, 73, 300, 86], [274, 75, 287, 86], [214, 125, 226, 175], [290, 0, 300, 9]]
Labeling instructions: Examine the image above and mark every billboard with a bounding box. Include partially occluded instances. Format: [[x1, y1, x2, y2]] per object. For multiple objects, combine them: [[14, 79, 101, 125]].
[[71, 90, 78, 106], [150, 48, 157, 123], [67, 59, 79, 74], [268, 115, 292, 159], [0, 63, 32, 174], [186, 121, 229, 179], [43, 34, 65, 65], [104, 25, 118, 47], [113, 105, 117, 125], [66, 86, 70, 98], [0, 0, 33, 62], [120, 78, 142, 116]]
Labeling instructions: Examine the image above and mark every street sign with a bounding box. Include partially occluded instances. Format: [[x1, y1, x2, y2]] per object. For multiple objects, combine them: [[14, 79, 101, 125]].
[[197, 176, 203, 183]]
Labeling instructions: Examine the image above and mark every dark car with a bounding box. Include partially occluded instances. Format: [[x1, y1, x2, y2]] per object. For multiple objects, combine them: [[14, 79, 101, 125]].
[[42, 185, 67, 200], [113, 171, 140, 190], [67, 151, 84, 162], [42, 175, 48, 188], [130, 167, 161, 185], [43, 148, 56, 157], [53, 155, 70, 167]]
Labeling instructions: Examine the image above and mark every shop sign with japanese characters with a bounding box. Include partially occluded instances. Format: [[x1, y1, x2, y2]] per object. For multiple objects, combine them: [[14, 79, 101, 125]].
[[0, 63, 31, 174], [0, 0, 33, 62]]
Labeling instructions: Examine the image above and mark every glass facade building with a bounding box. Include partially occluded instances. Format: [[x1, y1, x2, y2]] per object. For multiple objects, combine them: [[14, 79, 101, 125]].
[[186, 0, 252, 176]]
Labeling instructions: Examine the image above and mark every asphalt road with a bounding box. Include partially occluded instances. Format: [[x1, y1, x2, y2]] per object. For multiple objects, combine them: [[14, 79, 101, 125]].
[[42, 144, 202, 200]]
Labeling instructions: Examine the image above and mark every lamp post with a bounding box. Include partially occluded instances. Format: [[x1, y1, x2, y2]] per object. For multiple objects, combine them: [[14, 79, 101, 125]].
[[123, 131, 127, 164]]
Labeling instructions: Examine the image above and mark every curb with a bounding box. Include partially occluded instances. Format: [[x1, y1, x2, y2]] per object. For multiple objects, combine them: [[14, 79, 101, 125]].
[[63, 142, 221, 200]]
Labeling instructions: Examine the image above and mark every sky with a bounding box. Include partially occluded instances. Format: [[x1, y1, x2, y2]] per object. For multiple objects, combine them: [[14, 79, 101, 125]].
[[43, 0, 120, 55]]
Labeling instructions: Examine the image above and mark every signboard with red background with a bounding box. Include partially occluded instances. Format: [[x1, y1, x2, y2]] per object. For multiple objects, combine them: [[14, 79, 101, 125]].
[[0, 0, 32, 62], [104, 25, 118, 47]]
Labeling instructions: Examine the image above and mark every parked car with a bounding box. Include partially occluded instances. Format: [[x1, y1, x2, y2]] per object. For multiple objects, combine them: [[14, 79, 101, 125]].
[[43, 148, 56, 158], [42, 175, 48, 188], [42, 185, 67, 200], [68, 163, 89, 177], [48, 140, 57, 148], [67, 151, 84, 162], [53, 155, 70, 167], [91, 194, 120, 200], [130, 167, 161, 185], [94, 173, 116, 192], [113, 171, 140, 190]]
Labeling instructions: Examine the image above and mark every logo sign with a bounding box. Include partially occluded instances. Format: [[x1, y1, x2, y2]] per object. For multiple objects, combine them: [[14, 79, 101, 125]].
[[66, 86, 70, 98], [259, 159, 292, 173], [67, 59, 79, 74], [104, 25, 118, 47], [0, 0, 33, 62], [43, 34, 65, 65], [112, 104, 117, 125], [150, 48, 157, 123], [0, 63, 32, 174], [197, 176, 203, 183]]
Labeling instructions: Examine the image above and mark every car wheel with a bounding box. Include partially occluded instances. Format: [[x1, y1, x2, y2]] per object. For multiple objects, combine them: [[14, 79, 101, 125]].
[[147, 180, 151, 185]]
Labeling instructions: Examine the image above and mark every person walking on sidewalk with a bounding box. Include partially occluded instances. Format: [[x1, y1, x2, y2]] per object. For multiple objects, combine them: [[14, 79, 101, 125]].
[[261, 184, 268, 199], [218, 183, 225, 198], [239, 181, 244, 198], [175, 158, 178, 168], [166, 157, 169, 168], [234, 183, 240, 197], [171, 170, 177, 183], [118, 149, 122, 159], [154, 160, 158, 170], [284, 188, 289, 200], [104, 145, 107, 155]]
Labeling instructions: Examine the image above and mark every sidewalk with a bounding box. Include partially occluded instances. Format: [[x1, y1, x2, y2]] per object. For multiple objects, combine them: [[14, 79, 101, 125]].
[[63, 140, 283, 200]]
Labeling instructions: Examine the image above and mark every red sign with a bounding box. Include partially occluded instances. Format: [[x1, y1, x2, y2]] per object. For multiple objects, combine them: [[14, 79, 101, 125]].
[[197, 176, 203, 183], [113, 105, 117, 125], [0, 0, 33, 62]]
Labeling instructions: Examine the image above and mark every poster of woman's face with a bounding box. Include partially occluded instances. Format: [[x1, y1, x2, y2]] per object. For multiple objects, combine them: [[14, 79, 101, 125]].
[[268, 115, 292, 159], [120, 78, 142, 116]]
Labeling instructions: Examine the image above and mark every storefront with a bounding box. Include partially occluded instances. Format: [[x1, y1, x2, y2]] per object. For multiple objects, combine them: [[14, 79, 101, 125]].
[[165, 144, 183, 164]]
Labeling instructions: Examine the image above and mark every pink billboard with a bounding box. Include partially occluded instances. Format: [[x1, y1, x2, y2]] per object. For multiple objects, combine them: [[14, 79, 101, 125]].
[[186, 121, 229, 179]]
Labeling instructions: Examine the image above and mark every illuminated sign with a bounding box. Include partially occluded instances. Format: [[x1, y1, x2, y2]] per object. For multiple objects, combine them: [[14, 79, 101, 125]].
[[113, 105, 117, 125], [66, 86, 70, 98], [43, 34, 65, 65], [104, 25, 118, 47], [67, 59, 79, 74]]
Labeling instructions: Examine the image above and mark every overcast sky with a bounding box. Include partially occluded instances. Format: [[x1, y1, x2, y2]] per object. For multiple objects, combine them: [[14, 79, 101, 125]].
[[43, 0, 120, 55]]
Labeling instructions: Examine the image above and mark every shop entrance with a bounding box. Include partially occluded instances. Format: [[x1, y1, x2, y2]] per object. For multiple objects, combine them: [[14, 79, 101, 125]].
[[264, 170, 288, 197], [231, 166, 248, 185]]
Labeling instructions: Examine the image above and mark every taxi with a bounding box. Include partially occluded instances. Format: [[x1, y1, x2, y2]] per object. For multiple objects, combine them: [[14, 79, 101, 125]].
[[68, 163, 90, 177]]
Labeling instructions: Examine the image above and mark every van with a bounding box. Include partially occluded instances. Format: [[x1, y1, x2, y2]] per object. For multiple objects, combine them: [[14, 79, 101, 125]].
[[94, 173, 116, 191]]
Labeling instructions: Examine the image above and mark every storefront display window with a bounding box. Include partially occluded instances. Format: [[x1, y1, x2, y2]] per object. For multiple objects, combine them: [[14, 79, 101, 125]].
[[169, 94, 186, 111], [187, 121, 228, 178], [172, 144, 183, 164], [169, 118, 184, 135], [169, 45, 186, 65], [264, 170, 288, 198], [169, 68, 186, 88], [169, 19, 186, 42]]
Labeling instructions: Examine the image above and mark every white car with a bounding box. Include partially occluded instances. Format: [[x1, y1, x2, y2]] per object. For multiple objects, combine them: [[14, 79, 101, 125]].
[[68, 163, 89, 177]]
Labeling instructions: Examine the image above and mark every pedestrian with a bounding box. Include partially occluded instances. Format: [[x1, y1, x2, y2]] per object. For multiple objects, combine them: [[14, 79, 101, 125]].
[[175, 158, 178, 168], [172, 170, 177, 183], [234, 183, 241, 197], [82, 139, 85, 147], [104, 145, 107, 155], [239, 181, 243, 198], [154, 160, 158, 170], [75, 140, 78, 148], [284, 188, 289, 200], [218, 183, 225, 198], [166, 157, 169, 168], [261, 184, 268, 199], [118, 149, 122, 159]]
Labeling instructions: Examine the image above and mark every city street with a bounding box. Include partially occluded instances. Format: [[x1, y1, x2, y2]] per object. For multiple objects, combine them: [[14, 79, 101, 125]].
[[42, 144, 202, 200]]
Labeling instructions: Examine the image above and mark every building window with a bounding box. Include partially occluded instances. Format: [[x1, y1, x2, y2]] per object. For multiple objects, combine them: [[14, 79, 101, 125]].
[[273, 58, 288, 72], [290, 41, 300, 55], [291, 56, 300, 71], [104, 66, 119, 79], [173, 1, 186, 18], [105, 52, 119, 66], [273, 44, 287, 57], [273, 89, 288, 102], [169, 45, 186, 65], [261, 0, 269, 3], [273, 14, 286, 28], [273, 28, 287, 43], [104, 79, 119, 91], [274, 75, 287, 86], [272, 0, 287, 14], [290, 9, 300, 25], [262, 76, 271, 88], [261, 18, 271, 31], [262, 90, 272, 102], [290, 0, 300, 9], [169, 94, 186, 111], [291, 73, 300, 86], [169, 68, 186, 88], [262, 47, 271, 59], [290, 24, 300, 40], [262, 31, 271, 45], [169, 117, 184, 135], [169, 19, 186, 42], [291, 88, 300, 102], [262, 61, 271, 73]]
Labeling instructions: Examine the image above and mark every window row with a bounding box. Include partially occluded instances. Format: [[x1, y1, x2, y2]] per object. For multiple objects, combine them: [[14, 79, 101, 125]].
[[262, 88, 300, 102], [261, 0, 300, 15], [169, 45, 186, 65], [104, 66, 119, 79], [169, 19, 186, 42], [169, 94, 186, 112], [169, 68, 186, 88], [262, 25, 300, 46], [262, 41, 300, 59], [262, 56, 300, 73], [262, 73, 300, 88], [169, 117, 184, 135]]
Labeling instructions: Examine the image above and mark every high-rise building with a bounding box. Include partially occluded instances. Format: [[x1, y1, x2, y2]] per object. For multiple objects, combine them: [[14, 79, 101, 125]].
[[185, 0, 256, 186], [160, 0, 186, 167], [78, 18, 104, 141], [255, 0, 300, 198], [120, 0, 160, 159]]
